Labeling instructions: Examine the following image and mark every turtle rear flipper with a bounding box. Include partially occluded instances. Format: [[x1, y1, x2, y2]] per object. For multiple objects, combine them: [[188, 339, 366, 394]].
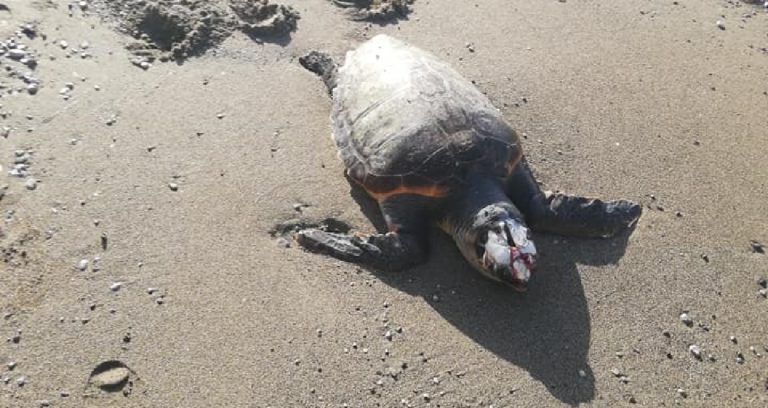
[[299, 51, 338, 94], [505, 159, 641, 238]]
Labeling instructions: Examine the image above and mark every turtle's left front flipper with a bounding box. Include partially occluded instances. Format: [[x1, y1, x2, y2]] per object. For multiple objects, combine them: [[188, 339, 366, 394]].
[[505, 159, 641, 238], [296, 230, 428, 271]]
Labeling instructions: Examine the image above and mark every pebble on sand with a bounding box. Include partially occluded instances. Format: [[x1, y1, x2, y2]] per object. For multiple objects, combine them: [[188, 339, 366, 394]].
[[168, 182, 179, 191], [679, 313, 693, 326], [716, 20, 725, 30], [689, 344, 703, 359], [76, 259, 89, 271], [110, 282, 123, 292], [384, 330, 393, 341], [24, 178, 37, 190]]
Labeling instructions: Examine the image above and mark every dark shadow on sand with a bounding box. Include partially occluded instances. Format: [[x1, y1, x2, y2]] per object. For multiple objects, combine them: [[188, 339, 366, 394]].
[[349, 182, 635, 405]]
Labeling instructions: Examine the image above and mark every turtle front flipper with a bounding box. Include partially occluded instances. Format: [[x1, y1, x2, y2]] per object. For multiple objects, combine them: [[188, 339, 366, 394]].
[[296, 230, 427, 271], [505, 159, 641, 238], [296, 194, 431, 271]]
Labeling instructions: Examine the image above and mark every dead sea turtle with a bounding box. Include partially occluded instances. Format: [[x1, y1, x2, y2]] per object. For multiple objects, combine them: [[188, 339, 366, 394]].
[[297, 35, 640, 291]]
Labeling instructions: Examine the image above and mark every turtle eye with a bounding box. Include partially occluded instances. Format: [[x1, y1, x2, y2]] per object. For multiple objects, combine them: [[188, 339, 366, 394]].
[[474, 230, 489, 259], [475, 242, 484, 260]]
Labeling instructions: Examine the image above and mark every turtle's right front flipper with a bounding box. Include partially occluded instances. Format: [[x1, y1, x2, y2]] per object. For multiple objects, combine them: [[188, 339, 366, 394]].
[[296, 230, 428, 272], [505, 159, 641, 238]]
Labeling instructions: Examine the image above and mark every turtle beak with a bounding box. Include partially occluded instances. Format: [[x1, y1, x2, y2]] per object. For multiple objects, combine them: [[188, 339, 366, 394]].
[[481, 220, 537, 291]]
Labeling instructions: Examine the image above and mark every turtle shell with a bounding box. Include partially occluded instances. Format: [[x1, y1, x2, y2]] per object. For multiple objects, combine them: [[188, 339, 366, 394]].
[[331, 35, 521, 200]]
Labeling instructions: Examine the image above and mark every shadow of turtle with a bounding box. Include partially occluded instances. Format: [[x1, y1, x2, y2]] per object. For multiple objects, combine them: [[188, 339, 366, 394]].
[[349, 182, 635, 405]]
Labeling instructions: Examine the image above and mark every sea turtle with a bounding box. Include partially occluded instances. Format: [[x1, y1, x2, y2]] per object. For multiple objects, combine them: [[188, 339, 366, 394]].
[[297, 34, 641, 291]]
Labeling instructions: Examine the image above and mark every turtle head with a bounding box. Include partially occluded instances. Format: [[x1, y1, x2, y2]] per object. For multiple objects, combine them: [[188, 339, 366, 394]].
[[454, 204, 537, 292]]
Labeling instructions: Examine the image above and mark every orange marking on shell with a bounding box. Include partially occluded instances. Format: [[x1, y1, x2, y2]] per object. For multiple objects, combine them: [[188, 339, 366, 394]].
[[505, 149, 523, 176], [367, 184, 450, 201]]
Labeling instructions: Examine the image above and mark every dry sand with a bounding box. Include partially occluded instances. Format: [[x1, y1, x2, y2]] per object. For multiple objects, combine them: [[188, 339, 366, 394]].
[[1, 0, 768, 407]]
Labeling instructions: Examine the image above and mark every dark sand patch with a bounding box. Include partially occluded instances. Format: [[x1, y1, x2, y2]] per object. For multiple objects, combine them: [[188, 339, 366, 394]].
[[330, 0, 414, 21], [96, 0, 299, 62]]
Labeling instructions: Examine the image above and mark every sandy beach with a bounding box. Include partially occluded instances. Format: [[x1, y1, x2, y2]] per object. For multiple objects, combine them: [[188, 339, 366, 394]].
[[1, 0, 767, 406]]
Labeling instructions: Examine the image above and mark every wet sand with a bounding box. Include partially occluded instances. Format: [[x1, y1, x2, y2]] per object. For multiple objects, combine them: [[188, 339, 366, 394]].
[[1, 0, 767, 406]]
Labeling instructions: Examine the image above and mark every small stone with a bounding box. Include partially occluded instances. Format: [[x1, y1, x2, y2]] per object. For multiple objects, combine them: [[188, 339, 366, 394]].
[[578, 369, 587, 378], [431, 294, 440, 302], [750, 240, 765, 254], [60, 391, 70, 397], [39, 400, 50, 407], [27, 83, 39, 95], [80, 41, 90, 49], [758, 276, 767, 288], [76, 259, 89, 271], [7, 49, 27, 59], [384, 330, 393, 341], [730, 336, 737, 344], [24, 178, 37, 190], [662, 330, 672, 338], [216, 113, 225, 119], [759, 288, 767, 298], [155, 297, 164, 305], [94, 85, 101, 91], [736, 352, 745, 364], [610, 368, 622, 377], [168, 182, 179, 191], [619, 375, 630, 384], [716, 20, 725, 30], [88, 361, 130, 391], [147, 288, 158, 294], [677, 388, 688, 398], [422, 393, 431, 402], [689, 344, 703, 359], [16, 376, 26, 386], [679, 313, 693, 326], [6, 361, 16, 370], [110, 282, 122, 292]]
